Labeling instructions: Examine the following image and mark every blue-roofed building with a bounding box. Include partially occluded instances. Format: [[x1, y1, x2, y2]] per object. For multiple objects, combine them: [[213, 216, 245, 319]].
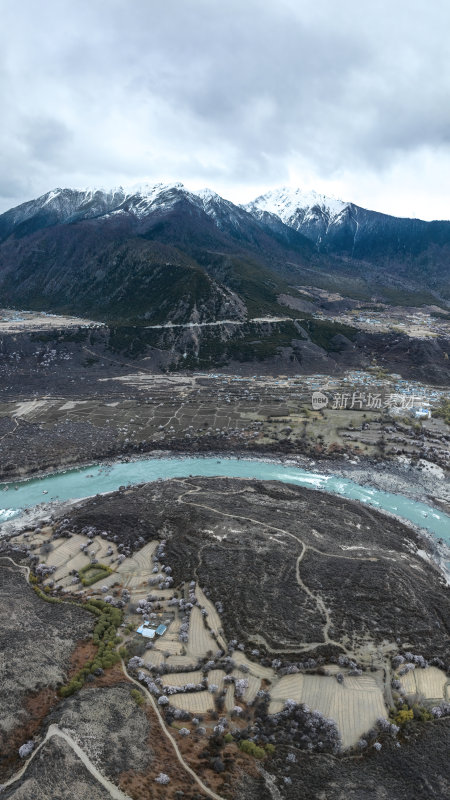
[[155, 624, 167, 637], [137, 624, 156, 639]]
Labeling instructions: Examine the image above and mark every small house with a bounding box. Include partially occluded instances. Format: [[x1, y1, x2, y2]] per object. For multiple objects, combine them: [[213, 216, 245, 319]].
[[137, 624, 156, 639]]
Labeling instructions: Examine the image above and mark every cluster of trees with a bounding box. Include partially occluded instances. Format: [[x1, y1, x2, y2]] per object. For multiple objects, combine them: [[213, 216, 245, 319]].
[[236, 699, 342, 755], [337, 654, 363, 675], [431, 701, 450, 718], [59, 599, 123, 697], [163, 680, 205, 695], [148, 540, 174, 590], [235, 678, 249, 699], [34, 562, 56, 578], [393, 651, 447, 673], [388, 694, 442, 727], [357, 714, 402, 753]]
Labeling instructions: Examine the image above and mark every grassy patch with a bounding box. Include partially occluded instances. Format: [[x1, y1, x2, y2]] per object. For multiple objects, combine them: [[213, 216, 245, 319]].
[[78, 562, 113, 587]]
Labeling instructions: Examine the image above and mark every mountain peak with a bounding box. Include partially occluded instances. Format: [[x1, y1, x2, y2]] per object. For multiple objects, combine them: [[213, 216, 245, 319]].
[[247, 186, 349, 224]]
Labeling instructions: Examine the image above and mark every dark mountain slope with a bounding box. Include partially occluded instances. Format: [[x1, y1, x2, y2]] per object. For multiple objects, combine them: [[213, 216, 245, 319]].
[[248, 188, 450, 296], [0, 185, 320, 324], [0, 220, 245, 324], [1, 183, 450, 329]]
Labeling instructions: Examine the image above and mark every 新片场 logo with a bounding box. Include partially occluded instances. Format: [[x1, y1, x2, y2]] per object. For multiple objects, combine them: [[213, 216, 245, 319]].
[[311, 391, 328, 410]]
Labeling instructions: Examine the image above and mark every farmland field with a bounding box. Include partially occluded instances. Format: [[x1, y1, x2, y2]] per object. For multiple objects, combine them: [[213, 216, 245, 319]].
[[269, 671, 387, 749], [232, 669, 261, 703], [186, 606, 217, 659], [400, 667, 448, 700], [170, 691, 214, 714], [162, 670, 204, 688]]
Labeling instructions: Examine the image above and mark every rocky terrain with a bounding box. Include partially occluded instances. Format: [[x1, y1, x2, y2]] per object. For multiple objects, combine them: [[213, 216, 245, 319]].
[[1, 477, 449, 800], [0, 556, 93, 778], [63, 478, 450, 662]]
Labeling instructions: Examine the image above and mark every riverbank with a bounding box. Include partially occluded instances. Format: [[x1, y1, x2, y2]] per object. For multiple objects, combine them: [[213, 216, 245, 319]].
[[2, 446, 449, 509], [1, 453, 449, 583]]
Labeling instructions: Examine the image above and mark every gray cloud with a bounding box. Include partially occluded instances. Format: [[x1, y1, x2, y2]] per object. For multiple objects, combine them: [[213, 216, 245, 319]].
[[0, 0, 449, 218]]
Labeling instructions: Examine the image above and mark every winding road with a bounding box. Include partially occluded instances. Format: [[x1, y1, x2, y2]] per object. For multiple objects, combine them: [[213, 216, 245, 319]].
[[0, 555, 224, 800], [174, 479, 382, 655], [1, 724, 132, 799]]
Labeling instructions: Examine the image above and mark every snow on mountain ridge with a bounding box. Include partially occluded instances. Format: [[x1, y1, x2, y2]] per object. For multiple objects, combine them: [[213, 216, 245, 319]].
[[247, 186, 349, 224], [2, 182, 354, 237]]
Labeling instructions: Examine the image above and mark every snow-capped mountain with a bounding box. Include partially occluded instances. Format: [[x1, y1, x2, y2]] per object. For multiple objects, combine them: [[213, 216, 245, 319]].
[[246, 186, 349, 226], [246, 186, 450, 263], [0, 183, 187, 239], [0, 182, 317, 326], [0, 182, 265, 241], [1, 182, 449, 329], [246, 186, 356, 250]]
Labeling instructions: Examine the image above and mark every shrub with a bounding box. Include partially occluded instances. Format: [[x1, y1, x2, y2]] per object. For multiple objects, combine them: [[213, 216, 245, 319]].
[[239, 740, 266, 759], [18, 741, 34, 758], [155, 773, 170, 784], [393, 707, 414, 726], [131, 689, 145, 707]]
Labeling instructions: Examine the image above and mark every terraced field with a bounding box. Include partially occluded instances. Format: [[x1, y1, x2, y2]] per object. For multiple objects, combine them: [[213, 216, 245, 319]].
[[33, 533, 121, 588], [162, 671, 204, 688], [115, 541, 157, 588], [231, 650, 275, 681], [269, 671, 387, 749], [142, 648, 164, 668], [154, 638, 183, 656], [231, 670, 261, 703], [195, 586, 226, 649], [44, 535, 88, 568], [169, 690, 214, 714], [399, 667, 448, 701], [207, 669, 227, 692], [186, 606, 217, 659], [166, 655, 199, 669]]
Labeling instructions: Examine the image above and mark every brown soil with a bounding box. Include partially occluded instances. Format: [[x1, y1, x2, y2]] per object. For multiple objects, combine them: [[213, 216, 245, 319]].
[[67, 638, 98, 678], [90, 663, 128, 688], [176, 734, 260, 798], [0, 686, 59, 781], [119, 705, 209, 800], [0, 638, 99, 782]]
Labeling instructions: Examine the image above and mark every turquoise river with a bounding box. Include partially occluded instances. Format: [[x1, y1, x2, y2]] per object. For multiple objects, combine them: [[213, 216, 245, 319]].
[[0, 458, 449, 554]]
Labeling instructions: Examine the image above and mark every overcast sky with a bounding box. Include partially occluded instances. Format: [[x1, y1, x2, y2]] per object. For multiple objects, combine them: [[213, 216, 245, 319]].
[[1, 0, 450, 219]]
